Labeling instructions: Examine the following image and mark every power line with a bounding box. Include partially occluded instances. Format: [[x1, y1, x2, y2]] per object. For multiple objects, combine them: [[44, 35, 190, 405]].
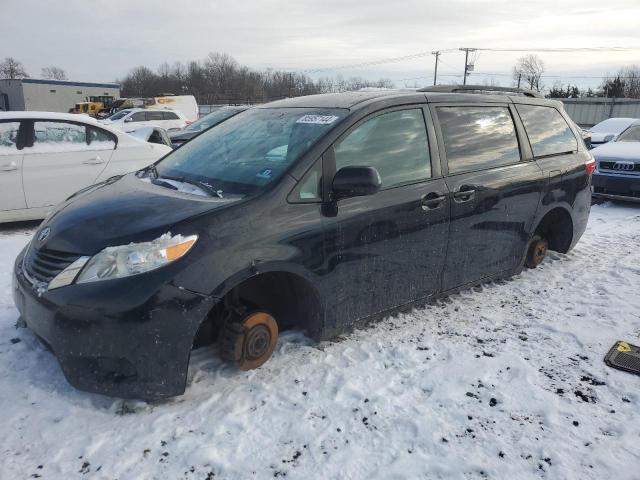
[[295, 46, 640, 75]]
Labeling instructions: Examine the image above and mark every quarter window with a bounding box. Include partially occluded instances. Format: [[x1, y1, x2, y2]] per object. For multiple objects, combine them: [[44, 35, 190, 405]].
[[334, 109, 431, 189], [290, 159, 322, 203], [437, 106, 520, 174], [32, 121, 87, 152], [516, 104, 577, 157], [0, 122, 21, 154], [87, 127, 117, 149]]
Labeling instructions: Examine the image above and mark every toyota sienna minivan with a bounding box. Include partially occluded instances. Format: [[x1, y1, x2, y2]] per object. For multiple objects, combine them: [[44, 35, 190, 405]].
[[13, 89, 594, 399]]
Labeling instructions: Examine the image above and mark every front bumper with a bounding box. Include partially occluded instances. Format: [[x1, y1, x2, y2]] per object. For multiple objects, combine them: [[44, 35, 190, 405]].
[[12, 249, 216, 400], [592, 172, 640, 201]]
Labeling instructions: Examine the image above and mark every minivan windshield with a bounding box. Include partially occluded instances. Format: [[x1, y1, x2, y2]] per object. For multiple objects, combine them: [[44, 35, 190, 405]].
[[185, 107, 246, 132], [155, 107, 346, 196]]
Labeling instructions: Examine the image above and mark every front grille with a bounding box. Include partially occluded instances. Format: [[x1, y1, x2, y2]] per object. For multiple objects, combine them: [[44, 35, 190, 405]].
[[23, 246, 80, 285], [599, 161, 640, 173]]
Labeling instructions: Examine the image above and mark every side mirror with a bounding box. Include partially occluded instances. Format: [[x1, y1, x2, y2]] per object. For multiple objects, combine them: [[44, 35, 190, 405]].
[[332, 166, 381, 200], [125, 117, 133, 123]]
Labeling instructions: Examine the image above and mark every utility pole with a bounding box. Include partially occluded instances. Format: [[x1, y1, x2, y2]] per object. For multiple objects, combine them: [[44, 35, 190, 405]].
[[432, 51, 440, 86], [459, 48, 476, 85], [517, 73, 522, 88]]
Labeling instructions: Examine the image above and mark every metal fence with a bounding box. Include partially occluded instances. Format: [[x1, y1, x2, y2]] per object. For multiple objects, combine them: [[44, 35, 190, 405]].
[[561, 98, 640, 127]]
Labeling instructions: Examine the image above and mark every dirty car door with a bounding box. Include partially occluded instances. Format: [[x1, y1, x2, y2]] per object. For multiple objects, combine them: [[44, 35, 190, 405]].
[[322, 106, 450, 326], [433, 104, 544, 290]]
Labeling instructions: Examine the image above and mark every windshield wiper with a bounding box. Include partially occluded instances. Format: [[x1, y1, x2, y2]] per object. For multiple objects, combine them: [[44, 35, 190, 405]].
[[160, 175, 224, 198], [151, 178, 178, 190]]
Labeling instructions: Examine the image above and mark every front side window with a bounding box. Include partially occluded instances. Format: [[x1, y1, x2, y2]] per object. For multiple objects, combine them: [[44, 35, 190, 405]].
[[334, 108, 431, 189], [516, 104, 577, 157], [0, 121, 20, 154], [437, 106, 520, 174], [32, 121, 87, 152], [616, 125, 640, 142], [156, 108, 346, 197]]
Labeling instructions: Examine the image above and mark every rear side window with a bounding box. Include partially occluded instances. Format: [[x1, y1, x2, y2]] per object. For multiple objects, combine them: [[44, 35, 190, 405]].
[[334, 108, 431, 189], [147, 111, 164, 121], [32, 121, 87, 152], [516, 105, 577, 157], [437, 106, 520, 174], [0, 121, 21, 153], [162, 111, 179, 120]]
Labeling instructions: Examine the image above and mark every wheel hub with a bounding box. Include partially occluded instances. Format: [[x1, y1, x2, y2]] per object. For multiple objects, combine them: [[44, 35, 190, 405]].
[[244, 324, 271, 360]]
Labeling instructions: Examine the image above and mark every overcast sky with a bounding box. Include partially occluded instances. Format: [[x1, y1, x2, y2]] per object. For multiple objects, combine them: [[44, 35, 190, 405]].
[[3, 0, 639, 90]]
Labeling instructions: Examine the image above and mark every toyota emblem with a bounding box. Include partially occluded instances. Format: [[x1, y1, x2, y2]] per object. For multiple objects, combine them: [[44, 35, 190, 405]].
[[37, 227, 51, 243]]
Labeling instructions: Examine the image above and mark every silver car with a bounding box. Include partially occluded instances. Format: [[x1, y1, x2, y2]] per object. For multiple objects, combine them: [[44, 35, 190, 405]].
[[592, 120, 640, 201]]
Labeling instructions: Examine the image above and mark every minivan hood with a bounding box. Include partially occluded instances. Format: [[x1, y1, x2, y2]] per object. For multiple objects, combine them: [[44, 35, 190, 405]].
[[591, 141, 640, 162], [40, 173, 240, 254]]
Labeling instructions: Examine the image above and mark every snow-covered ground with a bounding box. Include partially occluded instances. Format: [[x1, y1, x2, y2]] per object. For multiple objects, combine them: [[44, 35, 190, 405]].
[[1, 203, 639, 480]]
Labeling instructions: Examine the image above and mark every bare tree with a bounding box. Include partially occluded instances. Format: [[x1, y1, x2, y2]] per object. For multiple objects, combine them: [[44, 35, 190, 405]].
[[600, 65, 640, 98], [512, 54, 545, 92], [41, 66, 67, 80], [0, 57, 29, 79]]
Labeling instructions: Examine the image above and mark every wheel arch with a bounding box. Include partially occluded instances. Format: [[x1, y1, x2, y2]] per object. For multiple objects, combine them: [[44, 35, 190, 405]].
[[194, 264, 326, 347], [531, 205, 574, 253]]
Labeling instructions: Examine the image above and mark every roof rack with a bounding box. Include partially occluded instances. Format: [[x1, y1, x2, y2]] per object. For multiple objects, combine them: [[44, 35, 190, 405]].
[[418, 84, 544, 99]]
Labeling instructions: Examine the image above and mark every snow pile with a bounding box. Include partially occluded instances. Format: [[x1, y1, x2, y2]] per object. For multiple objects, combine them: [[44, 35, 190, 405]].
[[0, 204, 639, 479]]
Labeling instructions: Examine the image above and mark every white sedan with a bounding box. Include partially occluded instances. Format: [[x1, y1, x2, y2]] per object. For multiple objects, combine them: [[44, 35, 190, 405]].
[[0, 112, 172, 223]]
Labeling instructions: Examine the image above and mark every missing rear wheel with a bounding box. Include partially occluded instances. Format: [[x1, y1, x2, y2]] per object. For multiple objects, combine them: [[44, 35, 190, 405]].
[[525, 234, 548, 268]]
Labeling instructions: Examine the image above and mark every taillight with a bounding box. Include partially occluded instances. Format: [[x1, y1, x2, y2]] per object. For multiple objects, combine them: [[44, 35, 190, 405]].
[[585, 158, 596, 175]]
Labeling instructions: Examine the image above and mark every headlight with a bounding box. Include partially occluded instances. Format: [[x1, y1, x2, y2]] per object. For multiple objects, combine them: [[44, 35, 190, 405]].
[[49, 233, 198, 288]]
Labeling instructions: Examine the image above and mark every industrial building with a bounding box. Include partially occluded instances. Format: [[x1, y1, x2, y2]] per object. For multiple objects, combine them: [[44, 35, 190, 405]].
[[0, 78, 120, 112]]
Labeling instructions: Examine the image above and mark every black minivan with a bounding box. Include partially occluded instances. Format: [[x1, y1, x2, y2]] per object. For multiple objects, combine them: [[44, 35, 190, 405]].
[[13, 89, 593, 400]]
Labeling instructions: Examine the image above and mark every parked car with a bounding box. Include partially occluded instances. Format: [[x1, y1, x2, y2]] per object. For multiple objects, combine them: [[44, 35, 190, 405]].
[[124, 126, 173, 148], [591, 120, 640, 201], [0, 111, 172, 223], [588, 117, 637, 148], [169, 106, 248, 148], [13, 90, 593, 399], [145, 95, 199, 123], [100, 108, 187, 131]]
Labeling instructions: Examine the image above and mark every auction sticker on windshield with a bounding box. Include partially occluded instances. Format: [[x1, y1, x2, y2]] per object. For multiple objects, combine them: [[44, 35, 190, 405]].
[[296, 115, 339, 125]]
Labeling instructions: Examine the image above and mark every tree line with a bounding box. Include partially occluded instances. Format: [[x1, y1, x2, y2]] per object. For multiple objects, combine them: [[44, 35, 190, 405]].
[[118, 52, 395, 104], [2, 54, 639, 101]]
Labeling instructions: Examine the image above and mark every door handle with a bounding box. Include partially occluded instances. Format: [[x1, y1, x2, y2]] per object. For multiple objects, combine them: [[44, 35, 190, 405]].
[[82, 156, 104, 165], [453, 186, 476, 202], [421, 192, 446, 210], [0, 161, 17, 171]]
